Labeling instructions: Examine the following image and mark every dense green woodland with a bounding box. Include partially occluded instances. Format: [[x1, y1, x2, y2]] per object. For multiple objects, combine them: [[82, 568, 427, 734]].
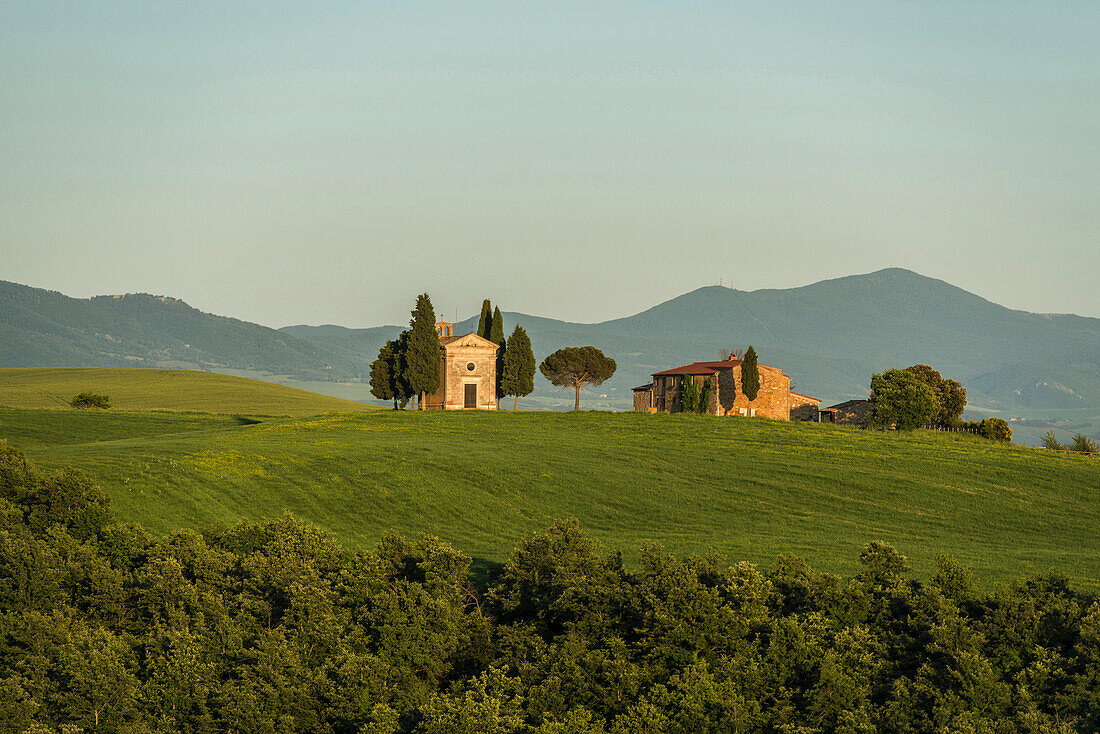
[[2, 444, 1099, 733]]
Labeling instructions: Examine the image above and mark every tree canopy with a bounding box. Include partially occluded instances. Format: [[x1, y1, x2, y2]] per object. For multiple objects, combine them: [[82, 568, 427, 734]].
[[2, 443, 1099, 733], [741, 346, 760, 402], [905, 364, 967, 426], [477, 299, 493, 340], [539, 346, 616, 410], [500, 325, 535, 410], [490, 306, 506, 406], [679, 375, 700, 414], [869, 368, 938, 429], [369, 340, 397, 403], [370, 337, 413, 409], [404, 293, 441, 409]]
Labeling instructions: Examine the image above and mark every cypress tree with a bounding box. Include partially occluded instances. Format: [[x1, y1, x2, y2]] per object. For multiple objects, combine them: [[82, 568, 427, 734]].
[[699, 377, 713, 414], [679, 376, 703, 413], [490, 306, 506, 407], [741, 346, 761, 402], [501, 324, 536, 409], [391, 331, 414, 409], [477, 299, 493, 340], [404, 294, 441, 410], [369, 340, 397, 408]]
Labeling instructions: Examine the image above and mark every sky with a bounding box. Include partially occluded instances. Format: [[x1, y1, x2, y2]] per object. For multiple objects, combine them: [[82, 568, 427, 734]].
[[2, 1, 1098, 328]]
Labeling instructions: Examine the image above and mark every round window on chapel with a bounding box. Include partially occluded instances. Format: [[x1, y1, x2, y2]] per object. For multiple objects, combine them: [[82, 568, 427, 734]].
[[466, 362, 476, 371]]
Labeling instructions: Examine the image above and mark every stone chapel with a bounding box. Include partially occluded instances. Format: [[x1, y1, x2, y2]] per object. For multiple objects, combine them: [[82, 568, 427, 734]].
[[422, 322, 499, 410]]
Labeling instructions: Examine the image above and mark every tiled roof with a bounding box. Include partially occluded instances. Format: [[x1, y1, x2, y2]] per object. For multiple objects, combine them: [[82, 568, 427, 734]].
[[822, 399, 872, 411], [632, 384, 653, 391], [652, 359, 741, 377], [790, 391, 820, 402]]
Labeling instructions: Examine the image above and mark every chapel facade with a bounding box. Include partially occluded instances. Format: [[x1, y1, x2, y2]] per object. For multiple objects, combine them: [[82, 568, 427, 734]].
[[422, 322, 499, 410]]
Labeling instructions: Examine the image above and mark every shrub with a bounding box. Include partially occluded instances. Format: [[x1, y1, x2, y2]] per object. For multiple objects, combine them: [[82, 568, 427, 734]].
[[1041, 431, 1064, 451], [679, 376, 700, 413], [698, 377, 712, 414], [1070, 433, 1099, 455], [69, 392, 110, 409], [978, 417, 1012, 442]]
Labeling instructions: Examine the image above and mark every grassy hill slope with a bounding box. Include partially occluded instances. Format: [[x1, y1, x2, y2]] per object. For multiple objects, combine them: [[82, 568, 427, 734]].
[[0, 368, 372, 416], [4, 407, 1097, 587]]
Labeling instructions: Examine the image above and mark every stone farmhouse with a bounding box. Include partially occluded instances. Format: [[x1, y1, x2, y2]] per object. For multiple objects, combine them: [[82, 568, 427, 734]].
[[632, 358, 820, 420], [422, 322, 499, 410]]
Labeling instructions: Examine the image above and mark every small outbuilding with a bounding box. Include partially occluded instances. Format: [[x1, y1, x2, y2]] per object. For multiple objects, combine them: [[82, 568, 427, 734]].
[[790, 392, 822, 421], [819, 399, 874, 427]]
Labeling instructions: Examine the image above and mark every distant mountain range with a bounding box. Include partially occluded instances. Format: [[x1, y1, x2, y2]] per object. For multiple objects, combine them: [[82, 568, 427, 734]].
[[284, 269, 1100, 414], [0, 281, 359, 379], [4, 270, 1099, 420]]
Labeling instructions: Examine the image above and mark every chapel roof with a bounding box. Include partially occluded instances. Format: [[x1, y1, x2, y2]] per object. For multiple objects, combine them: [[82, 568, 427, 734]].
[[439, 333, 498, 348]]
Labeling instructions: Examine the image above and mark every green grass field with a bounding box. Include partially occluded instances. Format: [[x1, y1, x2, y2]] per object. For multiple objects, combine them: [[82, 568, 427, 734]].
[[3, 403, 1098, 588], [0, 367, 372, 416]]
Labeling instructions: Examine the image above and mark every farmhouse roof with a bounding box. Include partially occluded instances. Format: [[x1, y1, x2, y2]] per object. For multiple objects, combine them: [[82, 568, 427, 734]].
[[821, 398, 872, 411], [652, 359, 742, 377], [632, 384, 653, 392], [790, 391, 821, 402]]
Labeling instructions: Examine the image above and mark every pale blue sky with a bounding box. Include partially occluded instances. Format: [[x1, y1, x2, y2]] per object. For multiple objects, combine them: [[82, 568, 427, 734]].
[[2, 1, 1097, 326]]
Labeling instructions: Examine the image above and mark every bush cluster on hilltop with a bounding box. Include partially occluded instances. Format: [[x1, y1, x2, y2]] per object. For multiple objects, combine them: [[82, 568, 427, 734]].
[[68, 392, 110, 410], [1043, 431, 1100, 455], [1, 443, 1098, 733], [868, 365, 994, 436]]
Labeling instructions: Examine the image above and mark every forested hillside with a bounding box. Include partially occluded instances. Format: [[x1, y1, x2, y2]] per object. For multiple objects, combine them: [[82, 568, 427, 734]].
[[2, 444, 1098, 733], [0, 281, 359, 379]]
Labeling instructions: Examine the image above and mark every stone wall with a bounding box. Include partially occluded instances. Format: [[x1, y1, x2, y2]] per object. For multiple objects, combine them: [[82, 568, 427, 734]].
[[789, 393, 821, 422], [654, 375, 678, 412], [721, 364, 792, 420], [633, 388, 652, 411]]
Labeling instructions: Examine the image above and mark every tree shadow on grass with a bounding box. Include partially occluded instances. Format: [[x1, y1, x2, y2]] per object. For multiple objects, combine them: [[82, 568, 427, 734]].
[[468, 556, 505, 589]]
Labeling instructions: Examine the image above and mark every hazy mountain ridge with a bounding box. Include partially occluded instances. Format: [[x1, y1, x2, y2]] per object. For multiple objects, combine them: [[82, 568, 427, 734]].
[[282, 269, 1100, 415], [3, 271, 1098, 420], [0, 280, 358, 379]]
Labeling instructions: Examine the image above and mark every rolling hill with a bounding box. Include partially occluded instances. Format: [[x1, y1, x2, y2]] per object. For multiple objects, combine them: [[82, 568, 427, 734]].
[[0, 367, 372, 416], [0, 280, 360, 379], [3, 407, 1098, 588]]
